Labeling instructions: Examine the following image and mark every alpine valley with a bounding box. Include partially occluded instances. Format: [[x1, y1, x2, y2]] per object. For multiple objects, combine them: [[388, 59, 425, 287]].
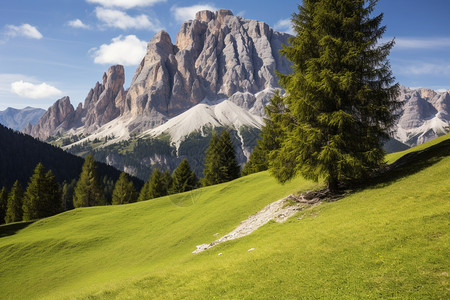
[[22, 9, 450, 180]]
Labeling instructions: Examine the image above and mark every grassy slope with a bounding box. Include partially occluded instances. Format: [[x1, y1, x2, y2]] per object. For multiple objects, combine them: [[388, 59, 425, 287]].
[[0, 135, 449, 299]]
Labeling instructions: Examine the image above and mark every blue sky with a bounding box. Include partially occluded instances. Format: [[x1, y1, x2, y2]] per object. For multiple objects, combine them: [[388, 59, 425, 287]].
[[0, 0, 449, 110]]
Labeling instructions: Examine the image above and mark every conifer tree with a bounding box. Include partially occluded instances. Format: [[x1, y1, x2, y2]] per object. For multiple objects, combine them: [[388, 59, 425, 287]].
[[269, 0, 400, 192], [112, 172, 137, 205], [202, 131, 221, 186], [5, 181, 23, 223], [0, 187, 8, 224], [138, 180, 150, 202], [170, 159, 198, 194], [147, 169, 168, 199], [243, 91, 289, 175], [73, 154, 106, 207], [218, 130, 240, 181], [44, 170, 62, 216], [162, 169, 172, 193], [62, 179, 77, 211]]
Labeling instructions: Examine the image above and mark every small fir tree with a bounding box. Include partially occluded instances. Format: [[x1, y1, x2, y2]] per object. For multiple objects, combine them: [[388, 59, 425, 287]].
[[73, 154, 106, 207], [218, 130, 241, 182], [62, 179, 77, 211], [5, 181, 23, 223], [170, 159, 198, 194], [112, 172, 137, 205], [0, 186, 8, 224], [138, 180, 150, 202], [269, 0, 400, 192], [43, 170, 62, 216], [202, 131, 221, 186], [147, 169, 168, 199]]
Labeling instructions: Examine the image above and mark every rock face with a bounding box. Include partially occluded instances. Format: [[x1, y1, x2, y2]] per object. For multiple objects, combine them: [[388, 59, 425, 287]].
[[24, 65, 126, 139], [123, 9, 291, 131], [0, 106, 45, 131], [395, 86, 450, 146]]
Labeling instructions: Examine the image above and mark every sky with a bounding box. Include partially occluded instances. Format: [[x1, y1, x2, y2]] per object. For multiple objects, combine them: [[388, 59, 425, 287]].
[[0, 0, 449, 110]]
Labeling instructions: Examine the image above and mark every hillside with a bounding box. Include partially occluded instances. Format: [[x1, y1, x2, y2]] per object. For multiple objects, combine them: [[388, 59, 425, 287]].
[[0, 135, 448, 299], [0, 124, 142, 189]]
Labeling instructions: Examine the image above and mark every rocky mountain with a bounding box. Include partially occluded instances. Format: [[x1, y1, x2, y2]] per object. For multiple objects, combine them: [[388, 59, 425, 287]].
[[23, 65, 126, 140], [0, 106, 45, 130], [395, 86, 450, 146], [20, 9, 449, 179]]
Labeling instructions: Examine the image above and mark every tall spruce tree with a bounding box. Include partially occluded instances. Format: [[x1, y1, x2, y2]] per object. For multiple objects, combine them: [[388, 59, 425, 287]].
[[138, 180, 150, 202], [269, 0, 400, 192], [43, 170, 62, 216], [0, 187, 8, 224], [242, 91, 288, 175], [73, 154, 106, 207], [170, 159, 198, 194], [112, 172, 137, 205], [5, 181, 23, 223]]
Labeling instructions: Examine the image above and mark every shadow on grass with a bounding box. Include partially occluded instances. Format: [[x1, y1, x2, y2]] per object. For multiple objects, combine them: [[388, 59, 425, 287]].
[[351, 139, 450, 191], [0, 221, 35, 238]]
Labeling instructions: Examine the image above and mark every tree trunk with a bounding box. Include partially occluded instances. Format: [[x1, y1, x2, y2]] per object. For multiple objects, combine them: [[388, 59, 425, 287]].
[[327, 177, 338, 194]]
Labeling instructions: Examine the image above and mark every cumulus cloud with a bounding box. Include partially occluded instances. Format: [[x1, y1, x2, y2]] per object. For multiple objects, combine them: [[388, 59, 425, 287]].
[[95, 7, 162, 31], [170, 3, 217, 23], [274, 18, 294, 35], [394, 37, 450, 49], [90, 35, 147, 66], [68, 19, 90, 29], [86, 0, 166, 9], [11, 81, 62, 99], [5, 24, 43, 39]]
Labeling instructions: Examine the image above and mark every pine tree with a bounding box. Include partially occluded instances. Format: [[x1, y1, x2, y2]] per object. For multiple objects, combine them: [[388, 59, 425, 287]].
[[202, 130, 240, 186], [202, 131, 221, 186], [22, 163, 46, 221], [218, 130, 240, 181], [170, 159, 198, 194], [5, 181, 23, 223], [147, 169, 168, 199], [269, 0, 400, 192], [138, 180, 150, 202], [242, 92, 289, 175], [44, 170, 62, 216], [62, 179, 77, 211], [112, 172, 137, 205], [23, 164, 62, 221], [0, 186, 8, 224], [73, 154, 106, 207], [162, 169, 172, 193]]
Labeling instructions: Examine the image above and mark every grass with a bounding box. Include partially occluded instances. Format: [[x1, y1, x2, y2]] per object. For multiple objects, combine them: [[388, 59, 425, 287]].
[[0, 135, 449, 299]]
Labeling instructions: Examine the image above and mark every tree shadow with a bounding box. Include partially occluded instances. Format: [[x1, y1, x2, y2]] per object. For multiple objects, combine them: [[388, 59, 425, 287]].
[[0, 221, 35, 238], [350, 139, 450, 191]]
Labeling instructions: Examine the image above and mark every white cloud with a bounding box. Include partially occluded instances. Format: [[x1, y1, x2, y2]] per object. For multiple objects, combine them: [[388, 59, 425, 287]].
[[90, 35, 147, 66], [170, 4, 217, 23], [5, 24, 43, 39], [68, 19, 90, 29], [394, 37, 450, 49], [95, 7, 162, 31], [11, 81, 62, 99], [274, 18, 294, 35], [86, 0, 166, 9]]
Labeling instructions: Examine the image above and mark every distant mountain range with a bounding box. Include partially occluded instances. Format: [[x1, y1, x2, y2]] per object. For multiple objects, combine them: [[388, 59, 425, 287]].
[[14, 9, 450, 179], [0, 106, 45, 130]]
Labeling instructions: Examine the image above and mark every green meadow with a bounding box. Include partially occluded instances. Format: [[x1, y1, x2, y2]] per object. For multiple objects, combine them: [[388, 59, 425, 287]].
[[0, 135, 449, 299]]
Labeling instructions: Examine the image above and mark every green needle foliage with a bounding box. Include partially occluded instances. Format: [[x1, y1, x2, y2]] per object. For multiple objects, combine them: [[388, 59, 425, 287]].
[[170, 159, 198, 194], [73, 154, 106, 207], [147, 169, 168, 199], [242, 91, 288, 175], [270, 0, 400, 191], [22, 163, 62, 221], [203, 130, 240, 186], [5, 180, 23, 223], [112, 172, 137, 205], [0, 187, 8, 224], [138, 180, 150, 202]]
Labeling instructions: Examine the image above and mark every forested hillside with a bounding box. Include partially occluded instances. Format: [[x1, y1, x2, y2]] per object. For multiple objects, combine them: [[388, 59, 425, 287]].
[[0, 124, 142, 189]]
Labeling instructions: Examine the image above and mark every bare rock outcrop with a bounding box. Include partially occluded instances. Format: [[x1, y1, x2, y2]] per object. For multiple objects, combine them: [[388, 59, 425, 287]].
[[123, 9, 292, 130]]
